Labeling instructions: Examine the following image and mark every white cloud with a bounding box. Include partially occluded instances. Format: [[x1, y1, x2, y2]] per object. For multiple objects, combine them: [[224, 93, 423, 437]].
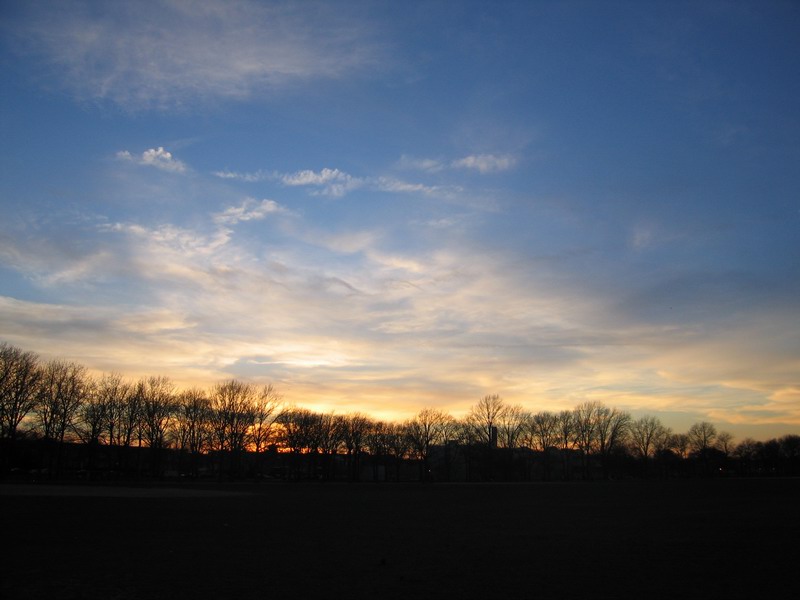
[[214, 198, 288, 225], [280, 168, 350, 187], [280, 168, 363, 197], [398, 153, 518, 175], [373, 176, 451, 196], [396, 155, 445, 173], [10, 0, 381, 111], [117, 147, 187, 173], [451, 154, 517, 173], [215, 164, 460, 200], [211, 170, 269, 182]]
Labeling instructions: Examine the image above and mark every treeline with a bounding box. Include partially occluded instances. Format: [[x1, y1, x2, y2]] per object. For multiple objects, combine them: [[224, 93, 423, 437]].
[[1, 342, 799, 482]]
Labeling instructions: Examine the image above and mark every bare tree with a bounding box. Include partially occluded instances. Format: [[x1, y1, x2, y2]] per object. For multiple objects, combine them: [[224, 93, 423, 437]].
[[733, 437, 759, 475], [594, 405, 631, 479], [35, 360, 88, 476], [278, 407, 314, 454], [210, 380, 256, 454], [497, 404, 527, 450], [277, 407, 325, 478], [208, 379, 259, 477], [94, 372, 131, 447], [74, 375, 113, 474], [74, 376, 106, 445], [526, 411, 559, 480], [366, 420, 391, 481], [35, 360, 87, 444], [630, 415, 669, 472], [317, 413, 345, 480], [0, 343, 41, 441], [467, 394, 505, 446], [341, 413, 372, 481], [174, 388, 211, 476], [138, 376, 176, 477], [556, 409, 575, 479], [688, 421, 718, 455], [384, 421, 411, 481], [716, 431, 734, 456], [572, 401, 602, 478], [250, 384, 283, 454], [670, 432, 690, 459], [779, 434, 800, 460], [405, 407, 453, 481], [527, 411, 559, 452]]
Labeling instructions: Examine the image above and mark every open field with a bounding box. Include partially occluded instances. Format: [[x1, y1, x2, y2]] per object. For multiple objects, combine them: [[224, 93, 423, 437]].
[[2, 478, 798, 599]]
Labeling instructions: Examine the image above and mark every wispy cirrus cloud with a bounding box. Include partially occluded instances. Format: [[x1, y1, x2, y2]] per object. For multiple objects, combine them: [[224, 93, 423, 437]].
[[398, 153, 518, 174], [396, 155, 447, 173], [117, 147, 187, 173], [212, 167, 362, 197], [212, 169, 270, 183], [280, 168, 362, 197], [451, 153, 517, 173], [7, 0, 382, 111], [213, 167, 460, 199], [213, 198, 288, 226]]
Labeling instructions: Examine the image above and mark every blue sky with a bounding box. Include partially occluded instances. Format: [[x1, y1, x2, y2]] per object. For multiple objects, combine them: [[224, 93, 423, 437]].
[[1, 1, 798, 438]]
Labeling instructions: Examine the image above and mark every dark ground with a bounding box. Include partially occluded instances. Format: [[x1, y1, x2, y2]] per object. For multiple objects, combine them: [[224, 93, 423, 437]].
[[2, 478, 798, 599]]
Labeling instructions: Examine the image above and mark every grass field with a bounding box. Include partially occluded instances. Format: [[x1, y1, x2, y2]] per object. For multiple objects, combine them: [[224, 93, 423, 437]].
[[2, 478, 798, 599]]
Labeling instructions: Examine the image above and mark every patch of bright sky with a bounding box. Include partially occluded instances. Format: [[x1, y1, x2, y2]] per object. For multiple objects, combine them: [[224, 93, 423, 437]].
[[1, 0, 799, 438]]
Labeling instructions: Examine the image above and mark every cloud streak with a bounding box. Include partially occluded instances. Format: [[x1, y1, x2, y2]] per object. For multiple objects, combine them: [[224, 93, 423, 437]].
[[213, 166, 462, 200], [8, 0, 382, 111], [451, 154, 517, 173], [213, 198, 288, 226], [398, 153, 518, 174]]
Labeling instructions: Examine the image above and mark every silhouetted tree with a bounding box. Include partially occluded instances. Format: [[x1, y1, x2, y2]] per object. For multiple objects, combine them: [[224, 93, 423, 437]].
[[0, 343, 42, 443], [210, 380, 255, 453], [573, 401, 601, 479], [384, 421, 411, 481], [317, 413, 345, 480], [7, 341, 800, 484], [139, 376, 175, 476], [249, 384, 283, 476], [341, 413, 372, 481], [277, 407, 321, 478], [174, 388, 211, 477], [278, 407, 309, 454], [250, 384, 282, 453], [75, 377, 107, 445], [629, 415, 668, 475], [74, 376, 108, 474], [35, 360, 88, 476], [688, 421, 718, 475], [406, 407, 452, 481], [733, 437, 758, 474], [778, 434, 800, 475], [715, 431, 733, 454], [497, 404, 527, 450], [556, 410, 576, 479], [527, 411, 558, 451], [595, 406, 631, 479], [526, 411, 559, 480], [366, 420, 391, 481], [688, 421, 718, 454], [94, 373, 131, 447], [467, 394, 504, 446], [670, 433, 690, 459]]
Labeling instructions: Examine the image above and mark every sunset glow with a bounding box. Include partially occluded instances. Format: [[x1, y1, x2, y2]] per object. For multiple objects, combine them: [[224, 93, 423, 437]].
[[1, 1, 798, 439]]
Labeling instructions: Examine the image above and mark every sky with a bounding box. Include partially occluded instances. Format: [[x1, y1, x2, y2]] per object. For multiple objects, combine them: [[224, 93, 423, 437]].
[[1, 0, 798, 439]]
